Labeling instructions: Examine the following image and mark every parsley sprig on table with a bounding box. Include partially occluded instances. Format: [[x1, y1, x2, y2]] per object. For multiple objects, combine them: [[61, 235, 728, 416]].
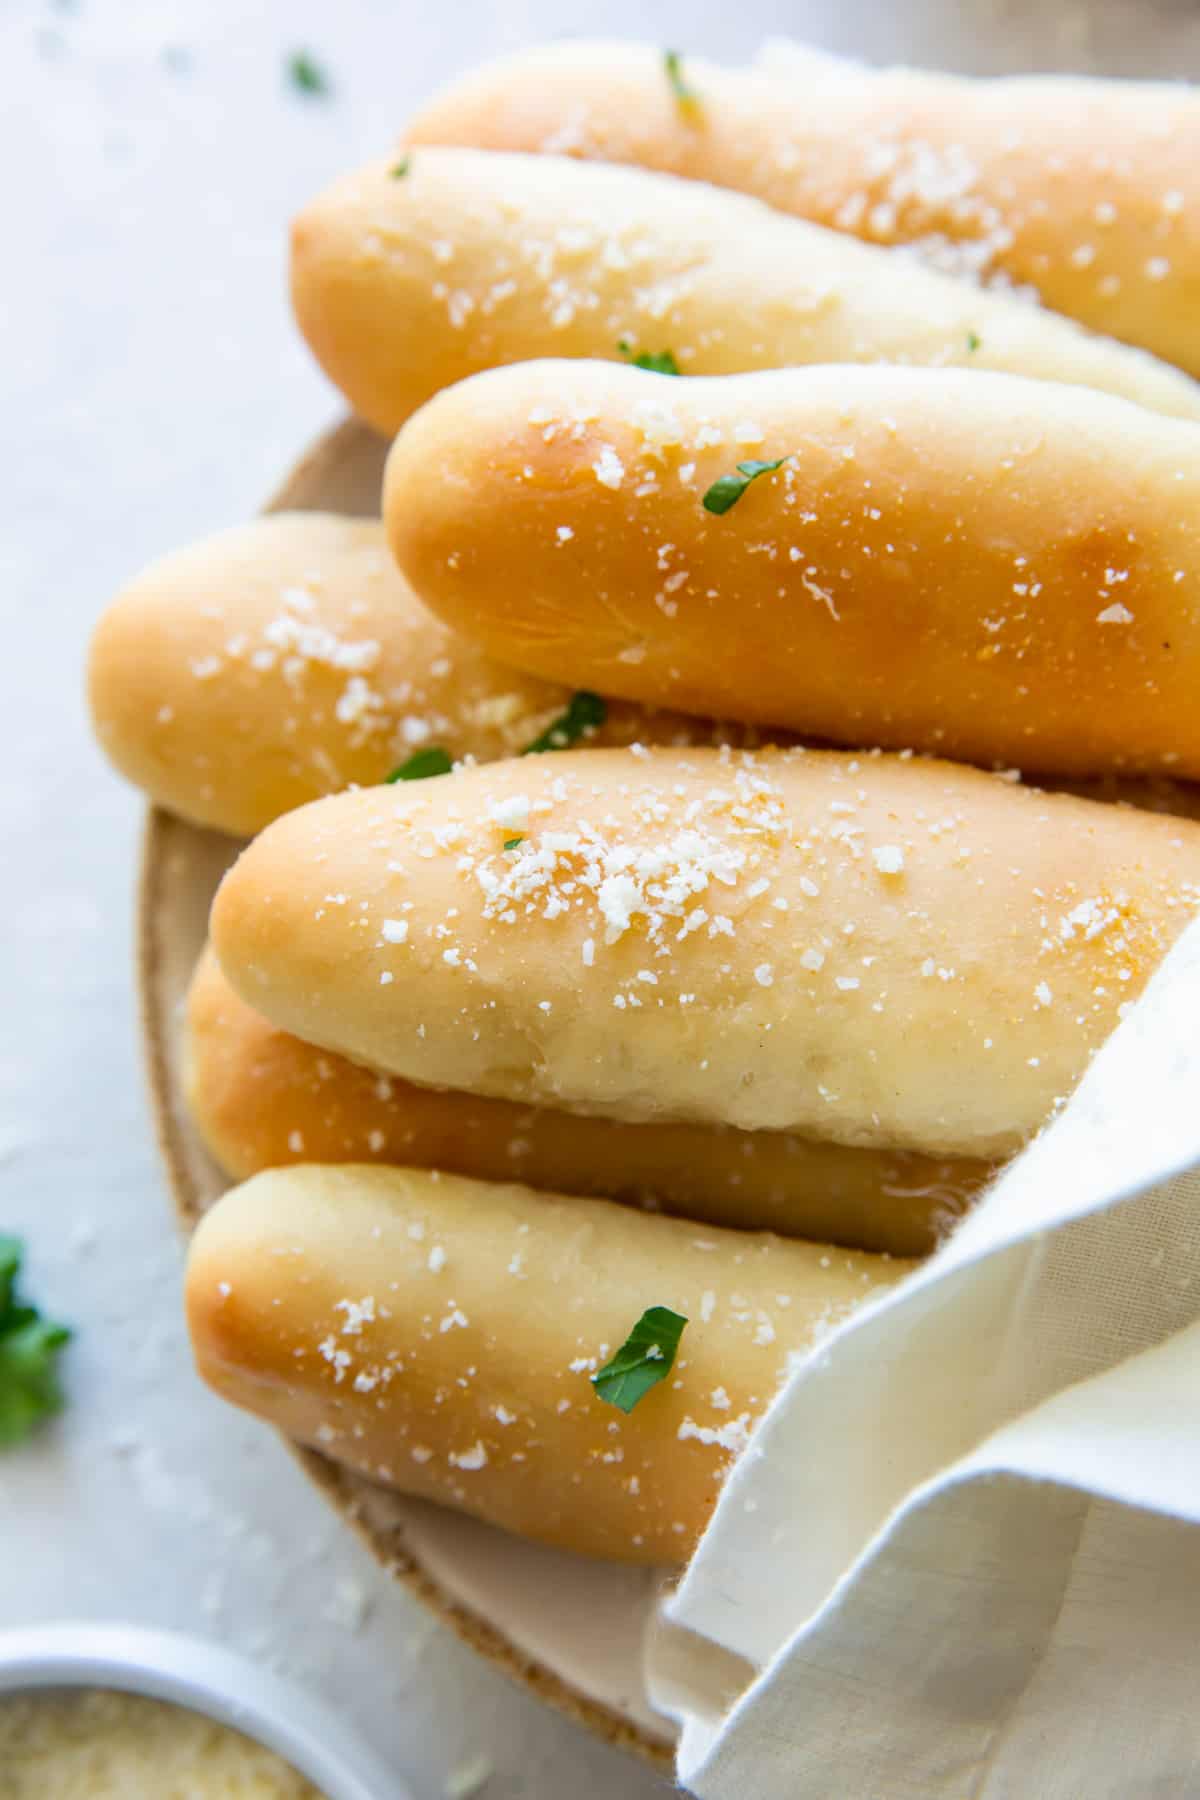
[[287, 50, 330, 96], [0, 1236, 71, 1448], [591, 1307, 688, 1413]]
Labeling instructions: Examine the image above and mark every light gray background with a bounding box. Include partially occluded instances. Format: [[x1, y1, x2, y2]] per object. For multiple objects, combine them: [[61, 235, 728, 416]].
[[2, 1, 1196, 1795]]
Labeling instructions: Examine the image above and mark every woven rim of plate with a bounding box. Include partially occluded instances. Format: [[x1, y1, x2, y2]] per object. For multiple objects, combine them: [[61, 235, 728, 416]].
[[132, 412, 672, 1774]]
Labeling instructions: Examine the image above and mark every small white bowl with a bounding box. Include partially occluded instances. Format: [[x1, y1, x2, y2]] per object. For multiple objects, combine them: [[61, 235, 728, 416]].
[[0, 1622, 405, 1800]]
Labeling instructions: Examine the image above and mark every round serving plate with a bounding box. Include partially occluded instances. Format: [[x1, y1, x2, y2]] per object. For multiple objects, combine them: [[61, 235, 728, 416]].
[[136, 415, 675, 1768]]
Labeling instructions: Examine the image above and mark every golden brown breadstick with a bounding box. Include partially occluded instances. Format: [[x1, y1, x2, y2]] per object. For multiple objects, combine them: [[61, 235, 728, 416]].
[[385, 359, 1200, 780], [186, 947, 988, 1255], [289, 147, 1200, 436], [86, 513, 717, 836], [404, 40, 1200, 376], [83, 505, 1200, 839], [186, 1164, 910, 1561], [210, 746, 1200, 1159]]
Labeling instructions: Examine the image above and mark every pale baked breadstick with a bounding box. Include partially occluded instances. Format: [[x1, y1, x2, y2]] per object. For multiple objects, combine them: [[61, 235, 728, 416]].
[[289, 147, 1200, 435], [186, 947, 987, 1255], [86, 513, 712, 837], [385, 359, 1200, 780], [186, 1164, 909, 1561], [210, 746, 1200, 1158], [404, 40, 1200, 376]]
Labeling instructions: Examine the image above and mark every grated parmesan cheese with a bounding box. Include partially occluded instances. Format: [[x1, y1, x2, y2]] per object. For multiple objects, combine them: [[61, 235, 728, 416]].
[[450, 1441, 488, 1471], [0, 1689, 324, 1797], [592, 445, 625, 489], [677, 1412, 754, 1454]]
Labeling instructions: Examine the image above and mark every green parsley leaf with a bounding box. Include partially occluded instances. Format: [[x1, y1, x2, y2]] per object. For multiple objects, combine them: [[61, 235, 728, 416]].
[[0, 1236, 70, 1448], [663, 49, 700, 115], [503, 836, 524, 851], [617, 340, 681, 376], [0, 1237, 20, 1318], [390, 155, 411, 180], [521, 692, 607, 754], [591, 1307, 688, 1413], [385, 747, 453, 782], [287, 50, 329, 96], [702, 458, 787, 516], [966, 330, 981, 352]]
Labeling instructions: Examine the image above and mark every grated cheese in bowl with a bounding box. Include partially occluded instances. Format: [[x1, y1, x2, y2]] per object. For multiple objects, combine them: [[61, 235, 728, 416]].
[[0, 1687, 326, 1798]]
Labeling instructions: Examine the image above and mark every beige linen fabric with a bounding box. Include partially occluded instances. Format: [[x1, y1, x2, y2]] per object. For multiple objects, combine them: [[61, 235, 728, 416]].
[[647, 916, 1200, 1796]]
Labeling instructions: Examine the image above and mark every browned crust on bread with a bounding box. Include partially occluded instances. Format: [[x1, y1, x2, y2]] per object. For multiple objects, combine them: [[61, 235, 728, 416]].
[[186, 1164, 909, 1562], [290, 146, 1200, 436], [210, 745, 1200, 1157], [385, 359, 1200, 780], [186, 946, 989, 1255], [406, 41, 1200, 375]]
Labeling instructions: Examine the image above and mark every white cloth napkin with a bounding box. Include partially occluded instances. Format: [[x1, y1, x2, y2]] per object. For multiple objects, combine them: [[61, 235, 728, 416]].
[[646, 914, 1200, 1797]]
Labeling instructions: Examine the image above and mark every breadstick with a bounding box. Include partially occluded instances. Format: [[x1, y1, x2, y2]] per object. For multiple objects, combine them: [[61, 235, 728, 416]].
[[84, 507, 1200, 836], [404, 40, 1200, 376], [289, 147, 1200, 436], [209, 746, 1200, 1158], [86, 513, 712, 837], [187, 947, 987, 1255], [384, 359, 1200, 780], [186, 1164, 909, 1561]]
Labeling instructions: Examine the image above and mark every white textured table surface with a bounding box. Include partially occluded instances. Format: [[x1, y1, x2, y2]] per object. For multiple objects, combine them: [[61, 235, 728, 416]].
[[2, 1, 1197, 1795]]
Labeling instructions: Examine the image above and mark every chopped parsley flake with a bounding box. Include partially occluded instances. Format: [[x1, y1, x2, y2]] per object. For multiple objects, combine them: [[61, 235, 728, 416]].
[[966, 331, 981, 352], [0, 1236, 71, 1448], [503, 836, 524, 851], [702, 458, 787, 515], [390, 155, 411, 180], [521, 692, 607, 754], [287, 50, 329, 96], [385, 747, 453, 782], [591, 1307, 688, 1413], [663, 49, 700, 115], [618, 340, 681, 376]]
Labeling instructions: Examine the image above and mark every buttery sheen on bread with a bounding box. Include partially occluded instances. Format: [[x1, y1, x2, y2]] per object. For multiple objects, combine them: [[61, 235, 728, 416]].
[[385, 359, 1200, 780], [186, 1164, 910, 1561], [86, 513, 713, 836], [405, 39, 1200, 376], [289, 147, 1200, 436], [187, 946, 988, 1255], [210, 746, 1200, 1159]]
